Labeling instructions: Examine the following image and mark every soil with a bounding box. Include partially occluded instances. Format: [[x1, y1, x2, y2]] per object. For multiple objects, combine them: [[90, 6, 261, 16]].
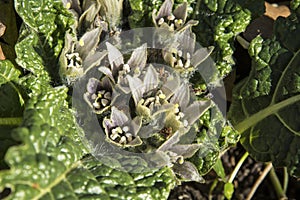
[[169, 144, 300, 200]]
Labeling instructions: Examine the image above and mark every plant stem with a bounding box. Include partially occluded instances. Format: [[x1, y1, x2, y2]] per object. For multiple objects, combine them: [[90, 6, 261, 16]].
[[269, 167, 287, 200], [234, 94, 300, 134], [236, 35, 250, 49], [228, 151, 249, 183], [0, 117, 23, 126], [283, 167, 289, 194], [246, 163, 272, 200]]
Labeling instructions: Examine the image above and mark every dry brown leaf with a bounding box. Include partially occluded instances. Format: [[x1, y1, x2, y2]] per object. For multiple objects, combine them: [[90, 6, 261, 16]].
[[0, 22, 6, 60], [264, 2, 291, 20]]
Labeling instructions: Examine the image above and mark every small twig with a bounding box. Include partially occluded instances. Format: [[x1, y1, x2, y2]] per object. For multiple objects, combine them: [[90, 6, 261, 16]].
[[269, 167, 287, 200], [283, 167, 289, 194], [246, 163, 273, 200], [228, 151, 249, 183], [0, 117, 23, 126], [236, 35, 250, 49]]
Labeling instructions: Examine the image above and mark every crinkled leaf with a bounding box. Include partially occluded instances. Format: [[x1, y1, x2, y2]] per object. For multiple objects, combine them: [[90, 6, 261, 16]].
[[193, 0, 264, 79], [0, 60, 20, 86], [189, 105, 239, 175], [228, 9, 300, 177], [15, 0, 74, 48]]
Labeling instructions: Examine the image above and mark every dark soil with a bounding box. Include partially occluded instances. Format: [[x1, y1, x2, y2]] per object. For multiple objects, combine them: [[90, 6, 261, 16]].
[[168, 144, 300, 200]]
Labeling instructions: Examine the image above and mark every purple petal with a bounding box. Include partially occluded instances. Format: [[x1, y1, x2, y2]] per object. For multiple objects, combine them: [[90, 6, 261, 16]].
[[143, 65, 159, 92], [106, 42, 124, 70], [173, 2, 187, 22], [184, 100, 211, 125], [98, 66, 115, 83], [127, 43, 147, 71], [111, 107, 129, 126], [86, 78, 101, 93], [83, 51, 107, 73], [170, 83, 190, 109], [127, 75, 144, 105], [77, 28, 102, 60], [191, 46, 214, 68], [155, 0, 173, 20]]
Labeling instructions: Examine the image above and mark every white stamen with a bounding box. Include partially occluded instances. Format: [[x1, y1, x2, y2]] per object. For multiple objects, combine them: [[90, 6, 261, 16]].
[[91, 94, 97, 100], [101, 99, 109, 107], [158, 18, 164, 25], [183, 120, 189, 127], [178, 112, 185, 118], [125, 133, 132, 142], [167, 15, 175, 21], [174, 19, 183, 28], [119, 136, 127, 144], [159, 93, 166, 99], [104, 92, 111, 99], [123, 64, 130, 73], [176, 59, 184, 68], [122, 126, 129, 132], [93, 102, 100, 109], [110, 132, 120, 140], [177, 50, 183, 57]]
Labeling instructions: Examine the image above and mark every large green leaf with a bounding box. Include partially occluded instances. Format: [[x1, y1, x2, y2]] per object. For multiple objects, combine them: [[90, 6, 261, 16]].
[[0, 60, 24, 126], [228, 8, 300, 176], [0, 86, 176, 199], [0, 1, 177, 199], [0, 60, 20, 87], [14, 0, 74, 88], [193, 0, 264, 78]]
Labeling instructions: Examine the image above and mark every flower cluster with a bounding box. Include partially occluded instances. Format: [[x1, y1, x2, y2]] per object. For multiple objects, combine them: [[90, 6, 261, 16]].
[[65, 0, 215, 182], [59, 0, 123, 84], [83, 41, 212, 181], [152, 0, 198, 32]]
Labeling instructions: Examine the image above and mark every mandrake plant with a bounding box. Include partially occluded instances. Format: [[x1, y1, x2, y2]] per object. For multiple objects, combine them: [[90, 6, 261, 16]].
[[0, 0, 299, 199]]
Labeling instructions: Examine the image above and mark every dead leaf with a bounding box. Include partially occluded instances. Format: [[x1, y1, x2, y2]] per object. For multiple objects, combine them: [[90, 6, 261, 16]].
[[264, 2, 291, 20], [0, 22, 6, 60], [0, 22, 5, 37]]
